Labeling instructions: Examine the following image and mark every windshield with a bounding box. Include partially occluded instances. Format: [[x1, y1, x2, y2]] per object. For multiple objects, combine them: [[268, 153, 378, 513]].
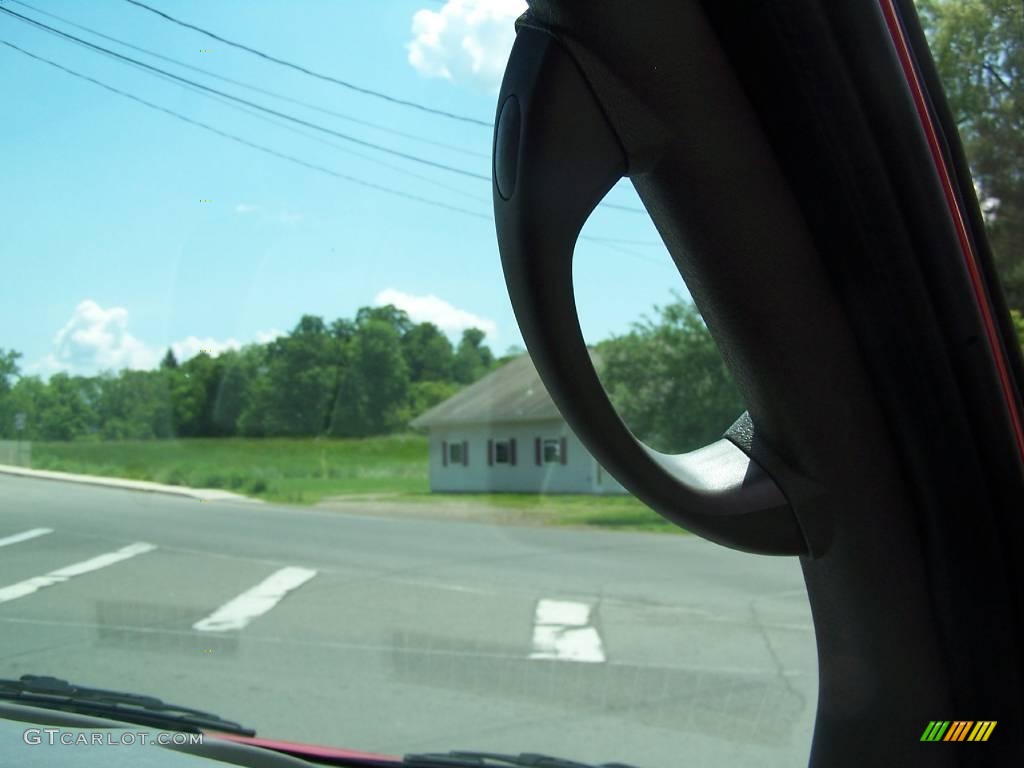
[[4, 1, 1014, 766]]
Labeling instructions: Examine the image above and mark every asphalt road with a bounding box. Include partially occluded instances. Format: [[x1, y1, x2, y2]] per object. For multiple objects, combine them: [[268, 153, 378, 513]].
[[0, 475, 818, 768]]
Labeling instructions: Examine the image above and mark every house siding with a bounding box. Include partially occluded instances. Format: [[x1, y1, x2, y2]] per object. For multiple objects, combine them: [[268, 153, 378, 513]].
[[426, 419, 627, 494]]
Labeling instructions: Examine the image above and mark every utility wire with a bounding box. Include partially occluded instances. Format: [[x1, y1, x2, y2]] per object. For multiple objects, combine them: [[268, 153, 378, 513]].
[[3, 40, 664, 261], [1, 5, 646, 215], [121, 0, 492, 127], [3, 7, 484, 202], [7, 0, 488, 160], [4, 39, 662, 262], [0, 40, 492, 221], [0, 6, 490, 181]]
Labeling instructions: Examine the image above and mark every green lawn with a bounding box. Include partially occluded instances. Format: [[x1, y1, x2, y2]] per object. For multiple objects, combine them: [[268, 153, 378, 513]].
[[28, 436, 681, 533], [30, 435, 429, 501], [395, 491, 682, 533]]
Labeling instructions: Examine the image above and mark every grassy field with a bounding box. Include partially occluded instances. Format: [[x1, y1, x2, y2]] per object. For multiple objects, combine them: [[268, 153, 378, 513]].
[[393, 492, 681, 533], [29, 435, 429, 501], [27, 436, 680, 534]]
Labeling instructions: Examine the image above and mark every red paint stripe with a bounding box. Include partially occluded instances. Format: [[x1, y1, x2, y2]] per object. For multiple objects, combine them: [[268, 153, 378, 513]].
[[878, 0, 1024, 465], [205, 732, 400, 763]]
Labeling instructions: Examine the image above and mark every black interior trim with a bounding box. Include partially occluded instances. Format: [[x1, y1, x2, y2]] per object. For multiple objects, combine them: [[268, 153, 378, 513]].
[[512, 1, 1024, 763]]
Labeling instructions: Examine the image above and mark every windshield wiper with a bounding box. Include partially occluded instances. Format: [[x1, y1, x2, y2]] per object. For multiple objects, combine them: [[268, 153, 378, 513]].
[[402, 751, 639, 768], [0, 675, 255, 737]]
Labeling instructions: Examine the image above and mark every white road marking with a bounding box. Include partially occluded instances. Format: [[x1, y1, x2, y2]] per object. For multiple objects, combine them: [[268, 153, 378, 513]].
[[529, 598, 606, 663], [0, 528, 53, 548], [193, 566, 317, 632], [534, 599, 590, 626], [0, 615, 805, 675], [0, 542, 156, 604]]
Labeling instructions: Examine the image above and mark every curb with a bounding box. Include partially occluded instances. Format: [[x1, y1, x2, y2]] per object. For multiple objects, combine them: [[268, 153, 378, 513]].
[[0, 464, 264, 504]]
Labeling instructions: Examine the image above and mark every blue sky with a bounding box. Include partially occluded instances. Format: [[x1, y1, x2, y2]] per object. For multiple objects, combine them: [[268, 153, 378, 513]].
[[1, 0, 684, 376]]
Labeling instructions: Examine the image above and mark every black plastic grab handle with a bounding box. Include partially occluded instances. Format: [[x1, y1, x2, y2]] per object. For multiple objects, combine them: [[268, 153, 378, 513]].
[[492, 26, 808, 556]]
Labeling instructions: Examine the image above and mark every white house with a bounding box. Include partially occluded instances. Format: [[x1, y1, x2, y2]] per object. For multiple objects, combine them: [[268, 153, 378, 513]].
[[410, 354, 627, 495]]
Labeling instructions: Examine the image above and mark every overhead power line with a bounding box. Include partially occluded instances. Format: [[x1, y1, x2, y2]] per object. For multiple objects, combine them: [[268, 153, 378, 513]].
[[7, 0, 487, 160], [2, 7, 483, 202], [0, 6, 489, 182], [121, 0, 491, 128], [3, 39, 664, 260], [0, 40, 492, 221], [0, 5, 647, 216]]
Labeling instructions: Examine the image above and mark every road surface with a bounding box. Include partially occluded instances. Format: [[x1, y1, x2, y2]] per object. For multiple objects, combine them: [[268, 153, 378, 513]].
[[0, 474, 818, 767]]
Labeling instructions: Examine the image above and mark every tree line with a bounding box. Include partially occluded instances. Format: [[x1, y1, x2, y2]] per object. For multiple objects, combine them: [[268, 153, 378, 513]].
[[2, 294, 1020, 450], [3, 2, 1021, 449], [0, 299, 751, 451], [919, 0, 1022, 312], [0, 305, 501, 442]]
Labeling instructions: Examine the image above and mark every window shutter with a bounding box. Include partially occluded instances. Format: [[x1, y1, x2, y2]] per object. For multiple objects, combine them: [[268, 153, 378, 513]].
[[535, 437, 542, 465], [462, 440, 469, 467], [560, 437, 568, 465], [442, 440, 448, 467], [510, 438, 517, 466], [488, 439, 494, 466]]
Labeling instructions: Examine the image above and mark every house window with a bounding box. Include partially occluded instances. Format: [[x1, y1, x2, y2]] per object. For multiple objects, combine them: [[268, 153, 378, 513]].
[[543, 438, 561, 463], [487, 438, 516, 466], [535, 436, 567, 465], [494, 441, 510, 464], [449, 442, 464, 464]]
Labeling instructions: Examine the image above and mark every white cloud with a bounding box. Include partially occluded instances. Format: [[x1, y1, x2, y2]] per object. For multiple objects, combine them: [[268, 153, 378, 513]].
[[407, 0, 527, 92], [255, 329, 285, 344], [24, 354, 66, 377], [375, 288, 497, 338], [170, 336, 242, 361], [234, 203, 259, 214], [30, 300, 279, 377], [50, 300, 160, 374]]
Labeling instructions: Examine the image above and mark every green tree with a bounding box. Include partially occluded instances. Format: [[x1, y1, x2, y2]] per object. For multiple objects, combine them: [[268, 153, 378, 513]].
[[330, 319, 409, 436], [169, 352, 228, 437], [918, 0, 1024, 308], [160, 349, 179, 370], [1011, 308, 1024, 349], [355, 305, 413, 337], [212, 346, 263, 436], [0, 349, 20, 392], [0, 349, 22, 438], [238, 315, 340, 436], [401, 322, 454, 382], [597, 297, 745, 453], [95, 370, 173, 439], [404, 380, 461, 421], [6, 376, 46, 440], [329, 318, 356, 343], [34, 373, 98, 441], [452, 328, 494, 384]]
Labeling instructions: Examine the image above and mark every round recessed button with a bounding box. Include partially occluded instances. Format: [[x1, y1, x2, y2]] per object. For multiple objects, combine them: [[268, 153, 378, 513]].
[[493, 95, 521, 200]]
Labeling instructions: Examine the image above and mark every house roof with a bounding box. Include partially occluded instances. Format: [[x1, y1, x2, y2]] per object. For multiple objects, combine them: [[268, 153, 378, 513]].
[[410, 353, 575, 428]]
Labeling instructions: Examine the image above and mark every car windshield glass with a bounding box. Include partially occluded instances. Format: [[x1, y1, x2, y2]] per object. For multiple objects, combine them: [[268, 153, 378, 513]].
[[4, 1, 1016, 767]]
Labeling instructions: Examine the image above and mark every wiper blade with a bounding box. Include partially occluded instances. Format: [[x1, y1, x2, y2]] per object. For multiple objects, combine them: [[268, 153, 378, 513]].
[[0, 675, 255, 737], [402, 751, 640, 768]]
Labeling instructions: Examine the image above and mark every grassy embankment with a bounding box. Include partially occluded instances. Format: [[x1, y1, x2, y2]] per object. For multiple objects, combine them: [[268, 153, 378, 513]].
[[27, 436, 681, 534]]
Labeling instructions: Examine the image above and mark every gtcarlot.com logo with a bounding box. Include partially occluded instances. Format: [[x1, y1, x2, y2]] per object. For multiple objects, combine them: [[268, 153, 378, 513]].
[[23, 729, 204, 747], [921, 721, 997, 742]]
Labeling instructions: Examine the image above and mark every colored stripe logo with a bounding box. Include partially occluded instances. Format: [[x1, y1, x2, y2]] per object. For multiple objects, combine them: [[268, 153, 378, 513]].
[[921, 721, 996, 742]]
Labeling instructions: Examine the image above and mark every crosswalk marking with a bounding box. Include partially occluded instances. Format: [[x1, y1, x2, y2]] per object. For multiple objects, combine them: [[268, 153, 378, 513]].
[[0, 528, 53, 548], [0, 542, 156, 604], [529, 598, 606, 663], [193, 566, 317, 632]]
